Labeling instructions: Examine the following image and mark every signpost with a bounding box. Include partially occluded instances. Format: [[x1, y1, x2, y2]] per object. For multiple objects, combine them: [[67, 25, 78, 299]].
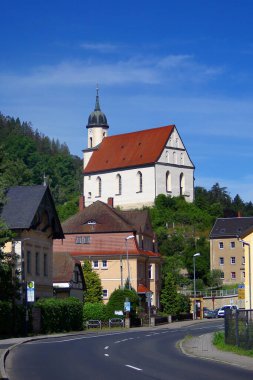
[[27, 281, 35, 302], [146, 291, 152, 327]]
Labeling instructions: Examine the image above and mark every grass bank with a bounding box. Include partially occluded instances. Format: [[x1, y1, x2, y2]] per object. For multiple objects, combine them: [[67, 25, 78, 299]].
[[213, 331, 253, 357]]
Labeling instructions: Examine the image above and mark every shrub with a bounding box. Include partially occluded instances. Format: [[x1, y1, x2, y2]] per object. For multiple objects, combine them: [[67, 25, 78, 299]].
[[0, 301, 25, 337], [35, 297, 83, 333], [83, 302, 108, 322], [106, 288, 139, 319]]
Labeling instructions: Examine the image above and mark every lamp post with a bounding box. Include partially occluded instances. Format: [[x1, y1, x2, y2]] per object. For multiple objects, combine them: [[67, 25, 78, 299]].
[[125, 235, 135, 289], [193, 253, 201, 320], [239, 239, 252, 310], [13, 237, 31, 335]]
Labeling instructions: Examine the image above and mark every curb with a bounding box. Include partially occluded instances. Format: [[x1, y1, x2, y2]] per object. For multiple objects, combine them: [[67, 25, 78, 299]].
[[179, 334, 253, 371]]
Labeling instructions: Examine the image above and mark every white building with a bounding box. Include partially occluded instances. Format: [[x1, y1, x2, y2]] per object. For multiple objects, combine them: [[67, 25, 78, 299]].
[[83, 90, 195, 209]]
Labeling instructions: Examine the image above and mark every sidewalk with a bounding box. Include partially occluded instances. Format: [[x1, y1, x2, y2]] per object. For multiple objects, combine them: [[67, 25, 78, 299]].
[[1, 319, 253, 379], [180, 332, 253, 371]]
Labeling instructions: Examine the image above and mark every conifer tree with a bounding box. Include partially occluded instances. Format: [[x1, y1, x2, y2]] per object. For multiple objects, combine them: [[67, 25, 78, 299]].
[[160, 272, 179, 316], [82, 260, 103, 303]]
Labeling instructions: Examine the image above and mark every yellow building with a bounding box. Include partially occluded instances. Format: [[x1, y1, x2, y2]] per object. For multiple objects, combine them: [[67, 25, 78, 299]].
[[1, 185, 64, 301], [238, 230, 253, 310], [53, 199, 162, 308]]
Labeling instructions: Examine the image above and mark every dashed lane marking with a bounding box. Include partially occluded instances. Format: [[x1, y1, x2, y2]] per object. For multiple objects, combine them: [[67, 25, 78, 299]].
[[125, 365, 143, 371]]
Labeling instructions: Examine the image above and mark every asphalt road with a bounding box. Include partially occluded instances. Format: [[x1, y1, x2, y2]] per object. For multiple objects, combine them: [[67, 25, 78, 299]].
[[5, 321, 253, 380]]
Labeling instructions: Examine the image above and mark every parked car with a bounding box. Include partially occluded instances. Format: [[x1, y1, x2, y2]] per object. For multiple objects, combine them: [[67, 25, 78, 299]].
[[203, 307, 219, 319], [217, 305, 238, 318]]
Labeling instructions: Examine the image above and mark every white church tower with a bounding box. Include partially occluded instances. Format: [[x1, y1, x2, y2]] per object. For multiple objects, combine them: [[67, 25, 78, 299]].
[[86, 85, 109, 149]]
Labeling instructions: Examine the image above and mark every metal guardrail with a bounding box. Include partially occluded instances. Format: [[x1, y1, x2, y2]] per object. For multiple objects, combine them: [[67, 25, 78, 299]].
[[179, 288, 238, 298], [86, 320, 102, 329], [109, 318, 124, 328]]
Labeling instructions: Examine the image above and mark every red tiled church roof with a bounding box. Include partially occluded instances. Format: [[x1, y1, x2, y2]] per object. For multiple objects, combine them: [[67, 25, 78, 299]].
[[84, 125, 174, 174]]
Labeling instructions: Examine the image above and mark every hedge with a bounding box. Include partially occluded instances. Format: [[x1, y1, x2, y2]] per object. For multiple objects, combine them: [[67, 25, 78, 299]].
[[35, 297, 83, 333]]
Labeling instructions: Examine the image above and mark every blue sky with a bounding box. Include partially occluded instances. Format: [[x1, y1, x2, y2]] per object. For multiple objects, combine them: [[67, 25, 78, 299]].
[[1, 0, 253, 201]]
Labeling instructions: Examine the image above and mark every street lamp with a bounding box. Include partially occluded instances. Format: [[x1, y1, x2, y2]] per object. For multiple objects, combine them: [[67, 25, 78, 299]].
[[125, 235, 135, 289], [193, 253, 201, 320], [238, 239, 252, 310]]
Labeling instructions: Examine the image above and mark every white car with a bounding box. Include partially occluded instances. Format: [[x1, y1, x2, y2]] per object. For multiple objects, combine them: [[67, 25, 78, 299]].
[[217, 305, 238, 318]]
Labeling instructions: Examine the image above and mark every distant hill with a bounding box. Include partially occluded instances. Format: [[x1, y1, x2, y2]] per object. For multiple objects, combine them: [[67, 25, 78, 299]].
[[0, 113, 82, 220]]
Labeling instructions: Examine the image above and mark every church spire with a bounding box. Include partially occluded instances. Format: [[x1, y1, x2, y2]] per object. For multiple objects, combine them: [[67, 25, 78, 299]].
[[94, 84, 101, 111]]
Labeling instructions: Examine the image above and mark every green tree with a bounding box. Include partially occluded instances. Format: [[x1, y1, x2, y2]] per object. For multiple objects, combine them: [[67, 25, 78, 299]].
[[82, 261, 103, 303], [207, 269, 223, 289], [160, 272, 179, 316]]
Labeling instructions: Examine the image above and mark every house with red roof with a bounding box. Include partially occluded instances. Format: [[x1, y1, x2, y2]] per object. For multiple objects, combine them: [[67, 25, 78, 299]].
[[53, 200, 162, 307], [82, 89, 195, 209]]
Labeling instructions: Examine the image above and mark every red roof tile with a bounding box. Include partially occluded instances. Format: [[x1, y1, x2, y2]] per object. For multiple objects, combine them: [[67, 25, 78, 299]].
[[84, 125, 174, 173]]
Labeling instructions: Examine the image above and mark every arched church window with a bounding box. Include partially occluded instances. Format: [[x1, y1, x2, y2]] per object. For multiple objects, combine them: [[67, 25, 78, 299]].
[[90, 137, 93, 148], [180, 152, 184, 165], [179, 173, 185, 196], [116, 174, 122, 195], [166, 171, 171, 192], [137, 171, 143, 193], [173, 151, 177, 164], [96, 176, 102, 197]]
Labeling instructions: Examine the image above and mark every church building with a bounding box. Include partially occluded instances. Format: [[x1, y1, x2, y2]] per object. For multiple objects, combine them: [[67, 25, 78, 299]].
[[83, 90, 195, 209]]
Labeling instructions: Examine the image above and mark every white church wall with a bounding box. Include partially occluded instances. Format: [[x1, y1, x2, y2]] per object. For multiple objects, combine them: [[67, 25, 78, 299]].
[[155, 163, 194, 202], [83, 150, 93, 170], [84, 166, 156, 209]]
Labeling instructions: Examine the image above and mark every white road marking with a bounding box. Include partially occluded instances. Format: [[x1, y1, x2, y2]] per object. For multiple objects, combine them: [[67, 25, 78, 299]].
[[104, 346, 109, 350], [104, 354, 109, 357], [126, 365, 143, 371], [145, 334, 152, 336], [27, 332, 126, 345]]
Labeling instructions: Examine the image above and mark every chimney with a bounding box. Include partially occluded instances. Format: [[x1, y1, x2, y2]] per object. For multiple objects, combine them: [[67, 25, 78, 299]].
[[107, 197, 114, 208], [79, 195, 85, 211]]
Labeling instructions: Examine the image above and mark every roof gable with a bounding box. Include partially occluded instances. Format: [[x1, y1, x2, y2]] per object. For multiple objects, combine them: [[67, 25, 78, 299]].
[[1, 185, 64, 239], [84, 125, 174, 174], [53, 251, 85, 285], [62, 201, 135, 234]]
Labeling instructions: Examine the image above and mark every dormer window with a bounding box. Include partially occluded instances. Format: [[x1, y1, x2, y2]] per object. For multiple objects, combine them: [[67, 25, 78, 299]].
[[87, 220, 96, 225]]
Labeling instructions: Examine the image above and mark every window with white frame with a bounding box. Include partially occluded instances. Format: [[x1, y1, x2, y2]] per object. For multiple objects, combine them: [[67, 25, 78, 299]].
[[35, 252, 40, 275], [75, 236, 90, 244], [179, 173, 185, 196], [102, 289, 108, 298], [230, 241, 235, 248], [231, 271, 236, 279], [102, 260, 108, 269], [219, 257, 224, 265], [242, 256, 245, 265], [230, 257, 236, 264], [92, 260, 99, 269], [165, 150, 169, 163], [219, 242, 224, 249], [43, 253, 48, 276], [27, 251, 31, 274], [116, 174, 122, 195], [148, 264, 153, 280], [137, 171, 143, 193], [220, 271, 224, 279], [180, 152, 184, 165], [243, 271, 245, 279], [166, 171, 171, 192], [96, 176, 102, 197]]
